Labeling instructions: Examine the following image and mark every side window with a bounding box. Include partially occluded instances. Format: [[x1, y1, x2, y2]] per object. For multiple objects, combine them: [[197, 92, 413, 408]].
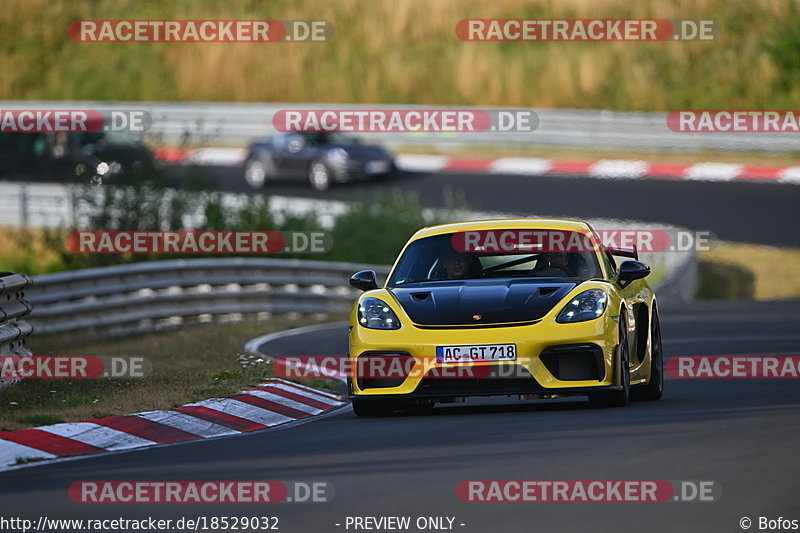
[[589, 231, 616, 278], [603, 250, 617, 277], [271, 134, 288, 150]]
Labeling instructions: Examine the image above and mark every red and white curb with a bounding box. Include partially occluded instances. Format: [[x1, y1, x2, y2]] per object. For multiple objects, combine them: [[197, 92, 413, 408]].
[[154, 147, 800, 185], [0, 378, 343, 470]]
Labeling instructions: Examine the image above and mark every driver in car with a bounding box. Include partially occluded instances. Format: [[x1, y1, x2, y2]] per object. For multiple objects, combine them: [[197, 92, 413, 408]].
[[443, 251, 477, 280], [533, 251, 573, 276]]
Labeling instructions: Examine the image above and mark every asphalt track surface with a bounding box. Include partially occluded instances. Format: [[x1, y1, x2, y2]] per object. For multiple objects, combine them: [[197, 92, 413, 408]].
[[173, 164, 800, 247], [1, 299, 798, 533]]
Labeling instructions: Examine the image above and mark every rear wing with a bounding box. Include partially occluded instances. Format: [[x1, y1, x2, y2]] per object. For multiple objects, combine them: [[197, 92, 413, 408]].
[[606, 246, 639, 261]]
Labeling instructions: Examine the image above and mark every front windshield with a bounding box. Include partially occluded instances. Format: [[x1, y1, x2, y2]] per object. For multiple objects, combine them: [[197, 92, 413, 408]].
[[387, 232, 603, 286]]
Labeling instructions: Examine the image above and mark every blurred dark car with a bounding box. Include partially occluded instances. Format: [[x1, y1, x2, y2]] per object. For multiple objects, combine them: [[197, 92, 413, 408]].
[[0, 130, 157, 183], [75, 131, 158, 183], [243, 132, 395, 191]]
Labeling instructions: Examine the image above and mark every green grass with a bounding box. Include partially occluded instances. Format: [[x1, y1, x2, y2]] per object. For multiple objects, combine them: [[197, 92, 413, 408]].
[[1, 0, 799, 110], [0, 319, 344, 431], [17, 414, 64, 426], [697, 243, 800, 300]]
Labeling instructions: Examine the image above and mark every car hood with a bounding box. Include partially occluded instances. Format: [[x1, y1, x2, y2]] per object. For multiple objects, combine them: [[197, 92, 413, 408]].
[[390, 279, 578, 326]]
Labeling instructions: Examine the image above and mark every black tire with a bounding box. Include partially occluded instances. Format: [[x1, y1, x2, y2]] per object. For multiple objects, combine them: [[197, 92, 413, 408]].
[[380, 161, 398, 180], [589, 313, 631, 408], [352, 398, 395, 417], [631, 307, 664, 401], [308, 160, 332, 191], [243, 158, 271, 189]]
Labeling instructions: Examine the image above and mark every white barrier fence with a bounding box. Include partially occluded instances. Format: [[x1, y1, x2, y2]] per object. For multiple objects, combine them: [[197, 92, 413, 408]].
[[1, 100, 797, 153]]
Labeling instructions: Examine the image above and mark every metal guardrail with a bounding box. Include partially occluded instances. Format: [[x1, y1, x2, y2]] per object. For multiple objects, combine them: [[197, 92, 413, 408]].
[[26, 248, 695, 339], [27, 258, 391, 337], [2, 101, 798, 153], [0, 273, 34, 391]]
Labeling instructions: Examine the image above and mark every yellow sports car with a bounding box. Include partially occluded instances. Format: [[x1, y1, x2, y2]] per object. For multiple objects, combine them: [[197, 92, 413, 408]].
[[347, 219, 663, 416]]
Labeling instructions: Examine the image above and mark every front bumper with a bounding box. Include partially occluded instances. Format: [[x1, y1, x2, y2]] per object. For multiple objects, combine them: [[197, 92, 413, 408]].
[[349, 315, 619, 399]]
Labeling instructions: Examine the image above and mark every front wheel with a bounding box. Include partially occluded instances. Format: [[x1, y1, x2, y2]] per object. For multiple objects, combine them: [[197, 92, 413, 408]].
[[308, 160, 332, 191], [243, 158, 272, 189], [589, 314, 630, 408], [352, 398, 395, 417]]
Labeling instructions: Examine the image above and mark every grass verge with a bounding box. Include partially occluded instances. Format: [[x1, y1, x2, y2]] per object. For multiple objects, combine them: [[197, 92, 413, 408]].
[[2, 0, 799, 111], [697, 243, 800, 300], [0, 318, 346, 431]]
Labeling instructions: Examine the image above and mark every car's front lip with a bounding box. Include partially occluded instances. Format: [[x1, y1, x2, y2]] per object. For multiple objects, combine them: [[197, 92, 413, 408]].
[[349, 316, 617, 397], [348, 383, 623, 403]]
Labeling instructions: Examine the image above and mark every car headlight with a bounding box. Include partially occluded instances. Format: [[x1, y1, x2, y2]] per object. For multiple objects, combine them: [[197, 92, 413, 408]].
[[358, 298, 401, 329], [556, 289, 608, 323], [327, 148, 348, 166]]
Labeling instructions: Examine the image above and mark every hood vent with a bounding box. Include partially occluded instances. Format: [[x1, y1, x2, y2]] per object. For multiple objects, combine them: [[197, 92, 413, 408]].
[[392, 280, 577, 326]]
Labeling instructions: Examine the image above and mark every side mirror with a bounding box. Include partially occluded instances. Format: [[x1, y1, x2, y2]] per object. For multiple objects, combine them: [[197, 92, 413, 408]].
[[616, 260, 650, 289], [350, 270, 378, 291]]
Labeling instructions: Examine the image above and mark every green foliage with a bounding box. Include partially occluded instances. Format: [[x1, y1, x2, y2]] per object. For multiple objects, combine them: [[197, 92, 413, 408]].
[[325, 193, 431, 264], [696, 259, 755, 299], [17, 414, 64, 426], [6, 181, 468, 272]]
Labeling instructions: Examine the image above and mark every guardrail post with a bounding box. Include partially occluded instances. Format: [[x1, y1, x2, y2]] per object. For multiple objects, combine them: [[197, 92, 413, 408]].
[[19, 184, 29, 228], [0, 272, 35, 391]]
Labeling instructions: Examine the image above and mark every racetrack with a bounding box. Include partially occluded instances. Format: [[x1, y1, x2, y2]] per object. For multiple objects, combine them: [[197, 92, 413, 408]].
[[172, 164, 800, 247], [1, 298, 798, 533]]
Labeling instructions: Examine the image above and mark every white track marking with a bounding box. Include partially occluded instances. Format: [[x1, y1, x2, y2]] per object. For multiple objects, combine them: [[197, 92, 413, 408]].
[[239, 390, 322, 415], [684, 163, 743, 181], [395, 154, 448, 172], [590, 160, 649, 179], [135, 411, 239, 438], [38, 422, 155, 450], [489, 157, 551, 175], [184, 397, 295, 426], [779, 166, 800, 184], [0, 440, 56, 466], [261, 382, 342, 405]]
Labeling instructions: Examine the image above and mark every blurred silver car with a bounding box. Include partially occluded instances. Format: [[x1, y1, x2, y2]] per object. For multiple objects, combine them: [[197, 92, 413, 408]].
[[243, 132, 395, 191]]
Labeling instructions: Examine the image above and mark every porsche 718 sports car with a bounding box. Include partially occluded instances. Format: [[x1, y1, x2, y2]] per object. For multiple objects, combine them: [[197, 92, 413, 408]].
[[347, 219, 664, 416], [243, 132, 395, 191]]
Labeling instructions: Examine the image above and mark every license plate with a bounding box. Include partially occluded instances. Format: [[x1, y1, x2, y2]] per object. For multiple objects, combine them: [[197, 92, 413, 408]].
[[365, 160, 390, 174], [436, 344, 517, 363]]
